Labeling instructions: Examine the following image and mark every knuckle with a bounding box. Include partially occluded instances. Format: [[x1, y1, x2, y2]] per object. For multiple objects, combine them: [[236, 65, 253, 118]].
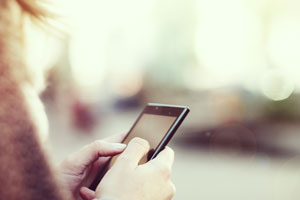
[[158, 163, 171, 179], [168, 183, 176, 199], [92, 140, 106, 150], [93, 140, 105, 147]]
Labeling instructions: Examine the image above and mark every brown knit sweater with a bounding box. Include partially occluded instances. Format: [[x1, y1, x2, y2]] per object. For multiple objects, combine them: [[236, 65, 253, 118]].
[[0, 1, 72, 200]]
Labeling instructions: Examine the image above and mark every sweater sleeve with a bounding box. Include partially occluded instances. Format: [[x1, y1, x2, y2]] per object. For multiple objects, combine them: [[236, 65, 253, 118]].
[[0, 58, 73, 200]]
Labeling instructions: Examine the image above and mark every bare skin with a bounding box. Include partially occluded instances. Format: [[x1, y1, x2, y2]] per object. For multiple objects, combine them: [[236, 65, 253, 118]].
[[59, 136, 175, 200], [59, 134, 127, 199], [95, 137, 176, 200]]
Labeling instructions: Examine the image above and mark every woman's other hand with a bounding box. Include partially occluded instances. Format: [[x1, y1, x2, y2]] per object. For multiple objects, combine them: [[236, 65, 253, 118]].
[[59, 133, 126, 199]]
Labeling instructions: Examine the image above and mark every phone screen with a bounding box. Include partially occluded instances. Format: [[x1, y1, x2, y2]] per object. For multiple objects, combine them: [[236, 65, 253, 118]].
[[109, 113, 177, 167]]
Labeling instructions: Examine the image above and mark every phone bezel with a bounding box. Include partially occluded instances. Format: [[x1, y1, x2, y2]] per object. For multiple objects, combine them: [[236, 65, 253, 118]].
[[125, 103, 189, 160]]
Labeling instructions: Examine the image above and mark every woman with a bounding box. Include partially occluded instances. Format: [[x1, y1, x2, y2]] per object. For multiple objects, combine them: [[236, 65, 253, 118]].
[[0, 1, 175, 200]]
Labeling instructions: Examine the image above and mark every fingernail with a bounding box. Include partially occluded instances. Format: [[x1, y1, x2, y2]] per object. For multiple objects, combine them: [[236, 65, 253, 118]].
[[112, 143, 126, 150]]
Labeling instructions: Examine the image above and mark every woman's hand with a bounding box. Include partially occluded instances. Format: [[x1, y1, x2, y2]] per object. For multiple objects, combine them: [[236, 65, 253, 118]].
[[94, 137, 176, 200], [58, 134, 126, 199]]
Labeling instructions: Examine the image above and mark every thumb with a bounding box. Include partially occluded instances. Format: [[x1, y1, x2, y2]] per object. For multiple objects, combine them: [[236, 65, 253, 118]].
[[114, 137, 149, 168], [64, 140, 126, 171]]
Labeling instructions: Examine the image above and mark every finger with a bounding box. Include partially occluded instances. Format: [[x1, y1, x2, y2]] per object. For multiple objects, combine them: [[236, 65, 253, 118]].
[[149, 146, 174, 170], [79, 140, 126, 166], [104, 132, 127, 143], [115, 137, 150, 168], [79, 187, 96, 200], [66, 141, 126, 171], [84, 157, 109, 187]]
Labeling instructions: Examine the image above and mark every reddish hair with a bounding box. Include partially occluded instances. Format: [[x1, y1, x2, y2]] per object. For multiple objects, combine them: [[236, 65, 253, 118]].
[[0, 1, 72, 199], [17, 0, 50, 20]]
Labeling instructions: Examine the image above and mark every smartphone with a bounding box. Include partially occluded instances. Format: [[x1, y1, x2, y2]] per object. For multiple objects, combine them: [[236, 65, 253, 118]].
[[90, 103, 189, 190]]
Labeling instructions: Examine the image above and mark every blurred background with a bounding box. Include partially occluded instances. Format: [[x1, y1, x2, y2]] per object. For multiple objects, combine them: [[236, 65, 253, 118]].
[[27, 0, 300, 199]]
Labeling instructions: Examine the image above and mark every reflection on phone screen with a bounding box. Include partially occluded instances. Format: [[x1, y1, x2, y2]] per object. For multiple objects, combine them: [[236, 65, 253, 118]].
[[109, 114, 177, 167]]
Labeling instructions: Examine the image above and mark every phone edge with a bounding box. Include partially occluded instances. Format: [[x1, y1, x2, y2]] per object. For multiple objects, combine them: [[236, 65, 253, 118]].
[[150, 107, 190, 160]]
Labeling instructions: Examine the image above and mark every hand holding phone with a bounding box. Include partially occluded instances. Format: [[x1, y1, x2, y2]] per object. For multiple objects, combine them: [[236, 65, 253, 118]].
[[94, 137, 176, 200], [90, 103, 189, 190]]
